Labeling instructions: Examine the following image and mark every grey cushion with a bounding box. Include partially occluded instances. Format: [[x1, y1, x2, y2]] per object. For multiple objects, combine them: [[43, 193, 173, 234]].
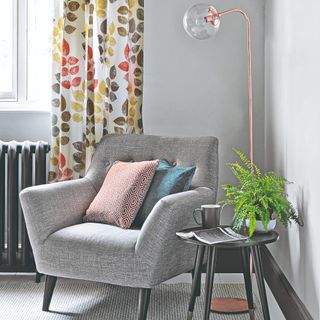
[[20, 134, 219, 288]]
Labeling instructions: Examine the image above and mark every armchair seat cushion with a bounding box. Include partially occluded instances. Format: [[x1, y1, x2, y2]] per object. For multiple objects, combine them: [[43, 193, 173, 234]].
[[39, 222, 151, 288]]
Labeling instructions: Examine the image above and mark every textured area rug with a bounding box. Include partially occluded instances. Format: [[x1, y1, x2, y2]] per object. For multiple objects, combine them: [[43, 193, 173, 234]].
[[0, 276, 263, 319]]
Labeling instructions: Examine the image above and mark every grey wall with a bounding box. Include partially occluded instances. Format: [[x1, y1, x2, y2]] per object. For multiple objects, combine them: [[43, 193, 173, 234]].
[[143, 0, 265, 222], [265, 0, 320, 318]]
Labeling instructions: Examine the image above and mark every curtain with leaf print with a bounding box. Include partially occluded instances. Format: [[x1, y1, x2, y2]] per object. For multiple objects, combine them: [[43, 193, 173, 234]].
[[49, 0, 144, 182]]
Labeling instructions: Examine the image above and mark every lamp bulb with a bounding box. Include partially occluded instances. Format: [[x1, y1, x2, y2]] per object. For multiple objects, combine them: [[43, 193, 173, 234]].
[[183, 4, 220, 40]]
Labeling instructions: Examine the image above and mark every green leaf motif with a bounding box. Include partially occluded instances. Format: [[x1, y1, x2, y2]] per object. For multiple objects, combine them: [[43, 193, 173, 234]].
[[67, 12, 78, 22], [129, 19, 135, 33], [73, 152, 83, 163], [114, 117, 126, 125], [137, 50, 143, 67], [110, 65, 117, 79], [117, 6, 129, 15], [61, 136, 70, 145], [137, 22, 144, 33], [122, 100, 128, 116], [136, 8, 144, 20], [68, 1, 80, 11], [65, 25, 76, 34], [118, 16, 128, 24], [118, 27, 127, 36], [73, 141, 83, 151]]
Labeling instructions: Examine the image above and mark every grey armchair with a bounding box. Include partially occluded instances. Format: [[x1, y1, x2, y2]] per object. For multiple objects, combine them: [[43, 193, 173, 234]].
[[20, 134, 219, 319]]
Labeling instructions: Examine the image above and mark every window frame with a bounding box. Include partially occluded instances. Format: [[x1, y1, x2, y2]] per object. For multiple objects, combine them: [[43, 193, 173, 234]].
[[0, 0, 49, 110], [0, 0, 18, 101]]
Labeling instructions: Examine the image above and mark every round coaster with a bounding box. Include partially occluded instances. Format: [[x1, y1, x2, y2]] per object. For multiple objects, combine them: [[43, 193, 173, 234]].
[[211, 297, 250, 314]]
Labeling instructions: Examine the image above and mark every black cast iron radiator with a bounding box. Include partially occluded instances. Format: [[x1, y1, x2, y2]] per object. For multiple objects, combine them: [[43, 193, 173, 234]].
[[0, 141, 50, 272]]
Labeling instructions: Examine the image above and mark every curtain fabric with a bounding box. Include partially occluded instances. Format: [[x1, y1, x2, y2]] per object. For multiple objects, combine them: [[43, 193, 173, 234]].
[[49, 0, 144, 182]]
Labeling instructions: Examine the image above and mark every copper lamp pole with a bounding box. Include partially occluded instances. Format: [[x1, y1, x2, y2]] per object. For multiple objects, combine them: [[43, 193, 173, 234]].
[[184, 5, 254, 318], [205, 7, 254, 164]]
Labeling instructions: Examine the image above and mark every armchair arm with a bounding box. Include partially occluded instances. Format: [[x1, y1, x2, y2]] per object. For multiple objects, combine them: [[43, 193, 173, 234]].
[[136, 187, 216, 271], [20, 178, 96, 247]]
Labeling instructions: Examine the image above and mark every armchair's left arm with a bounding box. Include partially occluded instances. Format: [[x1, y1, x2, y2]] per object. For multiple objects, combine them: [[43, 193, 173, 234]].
[[20, 178, 97, 247]]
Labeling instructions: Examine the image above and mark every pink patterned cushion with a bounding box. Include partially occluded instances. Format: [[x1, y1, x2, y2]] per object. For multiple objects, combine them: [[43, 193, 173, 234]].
[[83, 160, 159, 228]]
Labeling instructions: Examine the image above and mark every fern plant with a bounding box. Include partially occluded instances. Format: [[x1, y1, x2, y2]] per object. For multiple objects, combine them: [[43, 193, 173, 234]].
[[221, 149, 299, 237]]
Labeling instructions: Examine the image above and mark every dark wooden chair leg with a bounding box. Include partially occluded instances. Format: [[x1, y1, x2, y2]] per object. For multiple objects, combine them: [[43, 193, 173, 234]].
[[35, 271, 42, 283], [203, 247, 217, 320], [188, 246, 205, 319], [42, 275, 57, 311], [251, 246, 270, 320], [241, 247, 255, 319], [137, 288, 151, 320]]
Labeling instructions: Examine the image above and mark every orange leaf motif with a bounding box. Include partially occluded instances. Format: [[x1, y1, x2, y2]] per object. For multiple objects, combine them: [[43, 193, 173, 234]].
[[70, 65, 79, 75], [63, 168, 73, 178], [59, 153, 66, 168], [57, 169, 63, 180], [118, 61, 129, 72], [62, 57, 67, 66], [72, 77, 81, 87], [62, 39, 70, 56], [87, 46, 93, 59], [68, 56, 79, 65], [87, 71, 94, 81], [62, 80, 71, 89], [124, 44, 129, 59], [62, 67, 69, 77]]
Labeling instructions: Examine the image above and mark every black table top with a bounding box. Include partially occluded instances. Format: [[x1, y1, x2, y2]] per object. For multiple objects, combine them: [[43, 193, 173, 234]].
[[177, 227, 279, 248]]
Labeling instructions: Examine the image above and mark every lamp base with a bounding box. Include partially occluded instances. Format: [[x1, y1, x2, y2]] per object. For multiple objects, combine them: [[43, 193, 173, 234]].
[[211, 297, 254, 314]]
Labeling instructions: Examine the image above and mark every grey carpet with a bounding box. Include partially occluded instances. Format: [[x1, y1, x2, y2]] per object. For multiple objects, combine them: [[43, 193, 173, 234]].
[[0, 276, 263, 320]]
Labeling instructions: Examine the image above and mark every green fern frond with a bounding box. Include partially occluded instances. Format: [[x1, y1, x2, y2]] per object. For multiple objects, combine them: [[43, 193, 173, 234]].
[[222, 149, 300, 237]]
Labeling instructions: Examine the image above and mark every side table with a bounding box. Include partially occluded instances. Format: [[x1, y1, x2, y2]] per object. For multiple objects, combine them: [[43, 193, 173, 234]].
[[178, 228, 279, 320]]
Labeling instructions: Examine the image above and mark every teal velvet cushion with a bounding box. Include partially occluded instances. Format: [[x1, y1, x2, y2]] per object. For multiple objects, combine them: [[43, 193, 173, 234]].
[[134, 160, 196, 226]]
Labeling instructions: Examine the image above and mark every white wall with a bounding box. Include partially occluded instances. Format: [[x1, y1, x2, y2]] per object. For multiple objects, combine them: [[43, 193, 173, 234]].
[[0, 110, 51, 142], [265, 0, 320, 318], [143, 0, 265, 222]]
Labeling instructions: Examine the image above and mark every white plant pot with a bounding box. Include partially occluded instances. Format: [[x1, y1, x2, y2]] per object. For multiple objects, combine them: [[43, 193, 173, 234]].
[[246, 219, 277, 233]]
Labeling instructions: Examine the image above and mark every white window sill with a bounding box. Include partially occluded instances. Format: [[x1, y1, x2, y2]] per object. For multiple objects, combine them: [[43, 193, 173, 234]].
[[0, 102, 50, 113]]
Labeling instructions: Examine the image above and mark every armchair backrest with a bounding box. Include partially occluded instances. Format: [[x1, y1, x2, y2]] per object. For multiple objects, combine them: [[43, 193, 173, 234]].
[[86, 134, 219, 193]]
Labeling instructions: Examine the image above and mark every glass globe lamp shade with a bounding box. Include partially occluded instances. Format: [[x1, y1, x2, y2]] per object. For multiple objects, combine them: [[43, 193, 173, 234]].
[[183, 4, 220, 40]]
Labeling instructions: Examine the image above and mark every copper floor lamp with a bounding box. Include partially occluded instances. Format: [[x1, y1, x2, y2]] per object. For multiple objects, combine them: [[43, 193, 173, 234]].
[[183, 3, 254, 317]]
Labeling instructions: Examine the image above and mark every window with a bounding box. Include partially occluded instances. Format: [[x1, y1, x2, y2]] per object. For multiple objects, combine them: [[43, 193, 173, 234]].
[[0, 0, 53, 107], [0, 1, 17, 100]]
